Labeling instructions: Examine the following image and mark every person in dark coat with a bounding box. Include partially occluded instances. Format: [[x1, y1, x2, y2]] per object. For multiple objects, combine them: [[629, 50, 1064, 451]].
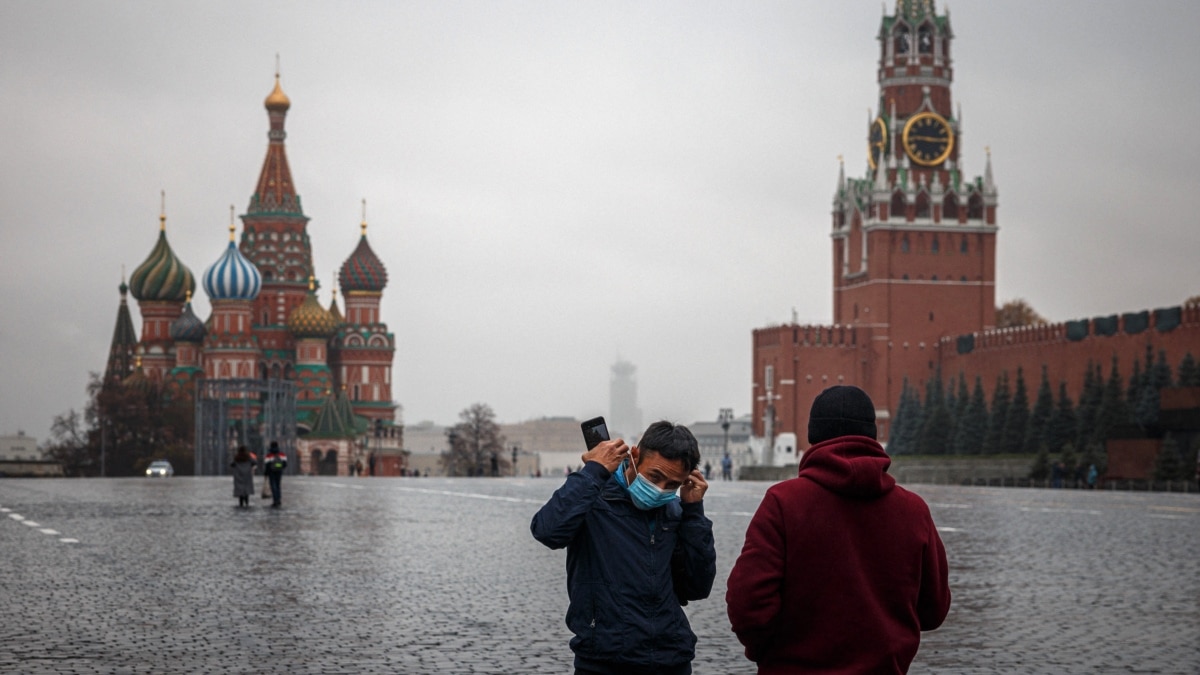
[[531, 421, 716, 675], [263, 441, 288, 507], [230, 446, 255, 508], [726, 386, 951, 674]]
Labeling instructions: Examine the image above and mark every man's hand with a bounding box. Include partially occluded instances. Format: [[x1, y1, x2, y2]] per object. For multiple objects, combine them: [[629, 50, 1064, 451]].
[[581, 438, 629, 474], [679, 469, 708, 504]]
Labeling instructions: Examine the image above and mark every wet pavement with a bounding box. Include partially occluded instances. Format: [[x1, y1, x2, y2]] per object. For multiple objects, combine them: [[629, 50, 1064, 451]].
[[1, 476, 1197, 673]]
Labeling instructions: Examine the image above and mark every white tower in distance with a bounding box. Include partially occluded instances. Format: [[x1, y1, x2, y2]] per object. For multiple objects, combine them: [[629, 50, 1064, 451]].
[[609, 359, 643, 441]]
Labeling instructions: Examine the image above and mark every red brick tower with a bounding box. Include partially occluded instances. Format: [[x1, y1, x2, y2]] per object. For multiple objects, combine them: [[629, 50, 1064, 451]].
[[239, 72, 315, 379], [752, 0, 996, 452], [330, 203, 396, 426]]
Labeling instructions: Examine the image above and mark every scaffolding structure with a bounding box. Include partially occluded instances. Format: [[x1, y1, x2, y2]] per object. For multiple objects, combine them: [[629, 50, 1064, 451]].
[[194, 379, 298, 476]]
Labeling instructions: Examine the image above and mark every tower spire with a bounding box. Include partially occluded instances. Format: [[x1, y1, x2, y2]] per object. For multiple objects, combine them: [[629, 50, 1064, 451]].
[[361, 198, 368, 236], [250, 66, 302, 216], [983, 146, 995, 194], [159, 190, 166, 231]]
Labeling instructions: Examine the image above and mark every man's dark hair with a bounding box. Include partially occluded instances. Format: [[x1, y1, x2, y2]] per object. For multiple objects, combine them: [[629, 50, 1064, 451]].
[[638, 421, 700, 471]]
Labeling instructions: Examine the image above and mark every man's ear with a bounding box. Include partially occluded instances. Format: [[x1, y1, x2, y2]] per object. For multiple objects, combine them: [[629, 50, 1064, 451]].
[[630, 446, 641, 465]]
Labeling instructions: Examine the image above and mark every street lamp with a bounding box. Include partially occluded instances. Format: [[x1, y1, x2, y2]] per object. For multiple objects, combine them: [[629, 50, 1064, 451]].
[[512, 444, 520, 477], [718, 408, 733, 480]]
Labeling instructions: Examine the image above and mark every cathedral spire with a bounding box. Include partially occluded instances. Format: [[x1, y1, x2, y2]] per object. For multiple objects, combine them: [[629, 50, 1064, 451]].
[[104, 270, 138, 387], [248, 66, 303, 217]]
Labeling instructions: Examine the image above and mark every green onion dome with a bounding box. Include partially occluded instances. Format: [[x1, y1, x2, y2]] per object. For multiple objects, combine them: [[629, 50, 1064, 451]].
[[287, 279, 338, 339], [129, 223, 195, 302]]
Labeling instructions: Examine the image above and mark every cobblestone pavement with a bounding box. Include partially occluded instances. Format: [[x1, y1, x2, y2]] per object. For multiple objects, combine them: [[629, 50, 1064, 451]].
[[1, 476, 1197, 674]]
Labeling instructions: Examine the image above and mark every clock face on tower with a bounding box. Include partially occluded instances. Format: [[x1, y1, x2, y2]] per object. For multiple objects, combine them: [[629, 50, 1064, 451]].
[[902, 112, 954, 166], [867, 117, 888, 170]]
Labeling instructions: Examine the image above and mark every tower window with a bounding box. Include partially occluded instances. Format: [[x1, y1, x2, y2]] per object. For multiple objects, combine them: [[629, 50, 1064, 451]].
[[968, 193, 984, 219], [901, 237, 910, 253], [918, 24, 934, 54], [915, 191, 930, 219], [894, 24, 910, 55], [960, 237, 969, 254], [931, 274, 938, 281], [943, 193, 959, 221], [931, 237, 940, 254]]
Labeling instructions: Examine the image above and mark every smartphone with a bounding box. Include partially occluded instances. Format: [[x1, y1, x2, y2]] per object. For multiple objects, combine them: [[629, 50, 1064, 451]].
[[580, 416, 610, 450]]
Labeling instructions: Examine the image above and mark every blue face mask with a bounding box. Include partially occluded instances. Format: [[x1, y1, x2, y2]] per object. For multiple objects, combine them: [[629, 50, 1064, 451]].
[[615, 458, 677, 510]]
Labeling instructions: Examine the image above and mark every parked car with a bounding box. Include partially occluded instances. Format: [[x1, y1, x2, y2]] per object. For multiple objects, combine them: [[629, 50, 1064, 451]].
[[145, 460, 174, 477]]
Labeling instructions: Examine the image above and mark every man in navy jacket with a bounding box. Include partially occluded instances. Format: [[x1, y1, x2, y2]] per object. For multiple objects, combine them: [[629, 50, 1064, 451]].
[[532, 421, 716, 675]]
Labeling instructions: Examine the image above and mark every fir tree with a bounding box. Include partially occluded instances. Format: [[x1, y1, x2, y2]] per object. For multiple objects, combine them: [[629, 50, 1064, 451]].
[[1153, 435, 1184, 482], [1179, 353, 1199, 387], [1003, 367, 1031, 454], [983, 372, 1010, 455], [1094, 355, 1129, 445], [961, 376, 989, 454], [919, 372, 952, 455], [1075, 361, 1102, 449], [1047, 381, 1077, 453], [1027, 365, 1054, 454], [950, 372, 970, 454], [890, 378, 921, 455]]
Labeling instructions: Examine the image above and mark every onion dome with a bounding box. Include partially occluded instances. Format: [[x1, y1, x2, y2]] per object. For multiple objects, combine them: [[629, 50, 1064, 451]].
[[338, 208, 388, 292], [123, 356, 152, 392], [129, 201, 195, 302], [265, 73, 291, 112], [169, 291, 206, 342], [287, 278, 338, 338], [203, 213, 262, 301]]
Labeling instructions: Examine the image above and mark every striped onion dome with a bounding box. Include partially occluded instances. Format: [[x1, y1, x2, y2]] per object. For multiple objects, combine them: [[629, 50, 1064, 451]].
[[287, 281, 338, 339], [339, 231, 388, 292], [169, 292, 206, 342], [129, 228, 195, 302], [203, 234, 262, 301]]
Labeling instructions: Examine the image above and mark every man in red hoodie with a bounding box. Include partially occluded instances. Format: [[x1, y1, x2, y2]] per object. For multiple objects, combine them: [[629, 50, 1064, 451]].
[[726, 385, 950, 674]]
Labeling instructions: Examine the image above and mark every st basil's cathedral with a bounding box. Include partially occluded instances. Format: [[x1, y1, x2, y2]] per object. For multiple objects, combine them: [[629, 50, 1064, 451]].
[[103, 73, 400, 477]]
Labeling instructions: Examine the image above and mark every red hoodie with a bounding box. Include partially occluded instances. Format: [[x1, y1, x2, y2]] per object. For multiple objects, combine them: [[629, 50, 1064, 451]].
[[726, 436, 950, 674]]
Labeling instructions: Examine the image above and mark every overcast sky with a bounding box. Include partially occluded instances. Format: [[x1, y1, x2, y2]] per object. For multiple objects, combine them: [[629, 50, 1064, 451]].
[[2, 1, 1198, 442]]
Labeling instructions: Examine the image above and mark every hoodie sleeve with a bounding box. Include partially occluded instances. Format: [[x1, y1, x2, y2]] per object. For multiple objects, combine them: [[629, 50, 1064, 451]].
[[671, 501, 716, 603], [917, 517, 952, 630], [726, 489, 786, 661], [529, 461, 609, 550]]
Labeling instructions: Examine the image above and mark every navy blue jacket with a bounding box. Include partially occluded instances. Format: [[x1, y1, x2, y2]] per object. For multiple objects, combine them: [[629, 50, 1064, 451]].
[[531, 461, 716, 673]]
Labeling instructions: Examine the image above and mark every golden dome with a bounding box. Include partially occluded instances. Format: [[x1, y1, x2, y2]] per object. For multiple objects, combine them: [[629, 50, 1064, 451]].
[[265, 74, 291, 112], [287, 279, 337, 339]]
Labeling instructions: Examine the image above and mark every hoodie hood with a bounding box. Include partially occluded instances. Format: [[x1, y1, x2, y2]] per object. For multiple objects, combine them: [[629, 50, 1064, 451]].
[[797, 435, 894, 499]]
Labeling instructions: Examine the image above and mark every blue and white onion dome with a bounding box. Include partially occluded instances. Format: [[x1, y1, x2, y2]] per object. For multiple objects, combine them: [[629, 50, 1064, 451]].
[[203, 217, 262, 301]]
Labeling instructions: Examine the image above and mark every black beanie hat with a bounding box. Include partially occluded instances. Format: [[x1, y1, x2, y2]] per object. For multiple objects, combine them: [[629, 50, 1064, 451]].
[[807, 385, 877, 445]]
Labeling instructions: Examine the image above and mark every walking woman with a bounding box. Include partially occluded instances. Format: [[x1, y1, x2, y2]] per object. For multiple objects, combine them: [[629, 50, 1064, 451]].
[[231, 446, 255, 508]]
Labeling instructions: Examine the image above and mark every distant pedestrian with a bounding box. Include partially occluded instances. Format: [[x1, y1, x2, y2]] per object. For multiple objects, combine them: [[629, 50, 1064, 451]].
[[721, 453, 733, 481], [264, 442, 288, 507], [1051, 461, 1065, 488], [230, 446, 255, 508], [1087, 464, 1098, 490], [704, 461, 713, 480]]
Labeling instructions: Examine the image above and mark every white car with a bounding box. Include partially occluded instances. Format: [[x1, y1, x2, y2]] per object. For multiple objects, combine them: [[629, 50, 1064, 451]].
[[145, 460, 174, 477]]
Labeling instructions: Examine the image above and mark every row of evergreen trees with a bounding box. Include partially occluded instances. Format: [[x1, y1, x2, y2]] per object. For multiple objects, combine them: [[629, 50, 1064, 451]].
[[888, 346, 1198, 458]]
